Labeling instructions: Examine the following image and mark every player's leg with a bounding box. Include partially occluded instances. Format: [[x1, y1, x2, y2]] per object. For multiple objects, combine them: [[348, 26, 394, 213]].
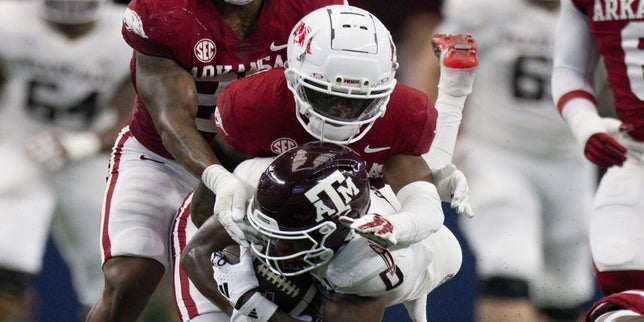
[[86, 130, 199, 321], [460, 148, 543, 322], [0, 143, 56, 321], [589, 157, 644, 320], [49, 153, 110, 316], [535, 156, 596, 322]]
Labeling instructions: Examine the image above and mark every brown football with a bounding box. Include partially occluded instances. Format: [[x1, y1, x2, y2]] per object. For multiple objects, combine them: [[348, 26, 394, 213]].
[[221, 245, 323, 318]]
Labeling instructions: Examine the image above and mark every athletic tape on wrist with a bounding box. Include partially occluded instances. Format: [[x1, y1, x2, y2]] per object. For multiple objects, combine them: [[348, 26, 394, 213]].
[[201, 164, 227, 193], [561, 101, 605, 146], [237, 292, 278, 322]]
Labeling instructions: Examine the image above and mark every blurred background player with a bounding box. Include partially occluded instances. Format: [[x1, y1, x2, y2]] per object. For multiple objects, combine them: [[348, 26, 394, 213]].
[[552, 0, 644, 320], [435, 0, 597, 321], [183, 142, 463, 322], [351, 0, 445, 101], [0, 0, 133, 320], [86, 0, 347, 321]]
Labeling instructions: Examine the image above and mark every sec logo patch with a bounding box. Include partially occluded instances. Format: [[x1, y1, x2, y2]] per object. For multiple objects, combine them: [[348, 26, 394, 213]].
[[271, 138, 297, 154], [194, 39, 216, 63]]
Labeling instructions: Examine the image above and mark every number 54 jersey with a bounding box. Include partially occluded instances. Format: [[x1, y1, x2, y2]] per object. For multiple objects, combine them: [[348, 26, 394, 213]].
[[0, 1, 131, 141]]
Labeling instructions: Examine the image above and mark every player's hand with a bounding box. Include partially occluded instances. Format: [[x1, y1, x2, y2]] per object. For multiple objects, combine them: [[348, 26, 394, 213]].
[[340, 214, 397, 248], [584, 133, 628, 167], [202, 164, 250, 246], [432, 33, 478, 97], [24, 132, 101, 172], [211, 246, 259, 308], [432, 164, 474, 218], [582, 118, 630, 168]]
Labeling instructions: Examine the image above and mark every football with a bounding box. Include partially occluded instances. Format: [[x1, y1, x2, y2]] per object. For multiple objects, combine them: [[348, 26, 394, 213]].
[[222, 245, 324, 318]]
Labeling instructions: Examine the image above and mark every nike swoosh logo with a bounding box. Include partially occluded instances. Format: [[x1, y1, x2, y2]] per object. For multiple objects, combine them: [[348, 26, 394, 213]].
[[364, 145, 391, 153], [270, 42, 288, 52]]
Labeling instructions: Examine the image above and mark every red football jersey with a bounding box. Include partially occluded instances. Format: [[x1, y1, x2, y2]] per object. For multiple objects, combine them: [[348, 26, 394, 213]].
[[572, 0, 644, 139], [121, 0, 344, 158], [214, 67, 437, 188]]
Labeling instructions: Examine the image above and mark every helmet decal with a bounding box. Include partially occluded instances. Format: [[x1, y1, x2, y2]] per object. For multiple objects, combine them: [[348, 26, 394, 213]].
[[304, 170, 361, 222], [247, 142, 370, 276]]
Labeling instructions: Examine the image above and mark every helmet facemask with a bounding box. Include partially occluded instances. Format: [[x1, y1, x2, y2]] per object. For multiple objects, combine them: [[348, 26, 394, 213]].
[[248, 202, 342, 276]]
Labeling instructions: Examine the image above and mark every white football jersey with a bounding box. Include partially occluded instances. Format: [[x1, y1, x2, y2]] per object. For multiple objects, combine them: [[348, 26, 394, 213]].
[[441, 0, 578, 158], [310, 186, 461, 307], [0, 0, 131, 142]]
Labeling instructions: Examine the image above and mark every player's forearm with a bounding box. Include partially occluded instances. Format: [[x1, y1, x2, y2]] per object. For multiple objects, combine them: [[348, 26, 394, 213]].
[[551, 0, 599, 109], [136, 51, 221, 177], [391, 181, 444, 245], [182, 214, 239, 313], [153, 108, 220, 177]]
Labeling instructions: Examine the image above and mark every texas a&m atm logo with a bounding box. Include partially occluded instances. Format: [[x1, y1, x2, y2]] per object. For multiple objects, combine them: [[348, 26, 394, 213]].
[[304, 170, 360, 222]]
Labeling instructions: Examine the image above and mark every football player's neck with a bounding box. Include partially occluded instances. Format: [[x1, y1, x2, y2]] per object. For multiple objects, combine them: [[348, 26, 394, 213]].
[[48, 21, 96, 40], [214, 0, 264, 40]]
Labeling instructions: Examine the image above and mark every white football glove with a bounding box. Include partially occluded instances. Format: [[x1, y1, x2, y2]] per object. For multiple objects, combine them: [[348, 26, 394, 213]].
[[231, 310, 313, 322], [23, 132, 101, 172], [340, 213, 397, 248], [211, 246, 259, 308], [202, 164, 250, 246], [432, 164, 474, 218]]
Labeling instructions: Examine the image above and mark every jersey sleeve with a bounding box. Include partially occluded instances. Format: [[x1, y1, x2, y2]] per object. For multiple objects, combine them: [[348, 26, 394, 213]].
[[551, 0, 600, 113], [121, 0, 176, 59]]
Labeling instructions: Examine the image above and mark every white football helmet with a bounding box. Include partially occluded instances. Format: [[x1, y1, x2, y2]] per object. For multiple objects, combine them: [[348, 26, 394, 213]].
[[41, 0, 107, 24], [285, 5, 398, 144]]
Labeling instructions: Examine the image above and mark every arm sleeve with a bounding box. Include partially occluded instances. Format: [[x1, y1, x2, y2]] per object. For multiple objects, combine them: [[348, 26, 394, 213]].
[[389, 181, 444, 245], [551, 0, 606, 144], [551, 0, 601, 113]]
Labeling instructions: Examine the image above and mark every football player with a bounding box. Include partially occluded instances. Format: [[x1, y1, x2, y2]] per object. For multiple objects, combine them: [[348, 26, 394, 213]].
[[435, 0, 597, 321], [0, 0, 133, 319], [87, 0, 349, 321], [172, 4, 477, 321], [182, 141, 463, 322], [552, 0, 644, 321]]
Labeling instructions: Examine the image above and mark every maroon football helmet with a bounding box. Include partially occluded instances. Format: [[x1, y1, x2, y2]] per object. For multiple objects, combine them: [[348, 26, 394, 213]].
[[247, 141, 370, 276]]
